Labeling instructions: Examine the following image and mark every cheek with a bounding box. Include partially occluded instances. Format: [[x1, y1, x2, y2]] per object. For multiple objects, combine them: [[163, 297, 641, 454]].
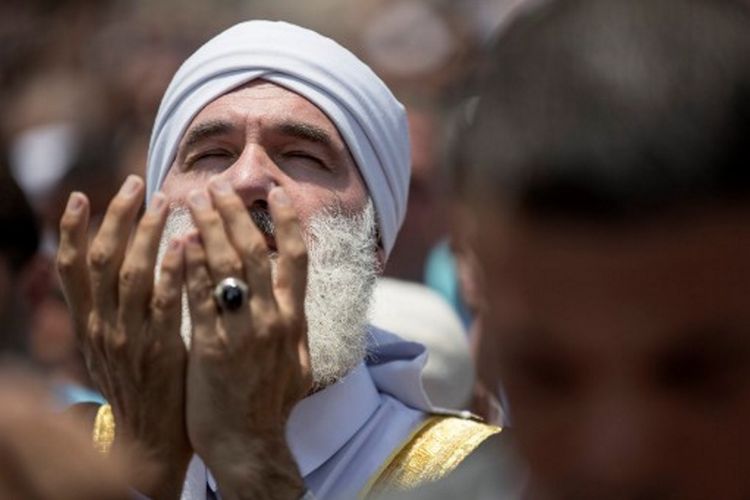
[[160, 168, 203, 203], [276, 186, 367, 242], [671, 392, 750, 491], [334, 176, 369, 213], [285, 181, 368, 218], [471, 322, 498, 395], [284, 194, 317, 235]]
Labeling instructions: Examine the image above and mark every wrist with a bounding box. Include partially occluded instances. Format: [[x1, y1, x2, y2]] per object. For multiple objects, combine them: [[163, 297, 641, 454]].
[[201, 432, 304, 500], [124, 444, 192, 500]]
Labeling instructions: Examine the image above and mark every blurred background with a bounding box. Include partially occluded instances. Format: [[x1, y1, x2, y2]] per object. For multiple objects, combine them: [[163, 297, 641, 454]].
[[0, 0, 524, 412]]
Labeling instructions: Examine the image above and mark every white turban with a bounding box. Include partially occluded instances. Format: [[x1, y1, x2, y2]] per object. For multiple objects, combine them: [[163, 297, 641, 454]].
[[146, 20, 411, 258]]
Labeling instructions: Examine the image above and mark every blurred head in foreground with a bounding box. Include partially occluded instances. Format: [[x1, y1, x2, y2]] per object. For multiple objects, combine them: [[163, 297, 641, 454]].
[[0, 163, 43, 356], [0, 374, 128, 500], [459, 0, 750, 498]]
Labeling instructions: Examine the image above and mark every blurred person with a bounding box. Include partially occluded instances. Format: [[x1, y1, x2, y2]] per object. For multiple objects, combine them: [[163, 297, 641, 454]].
[[0, 162, 45, 357], [5, 69, 110, 210], [424, 96, 485, 328], [355, 0, 478, 100], [29, 286, 105, 406], [0, 150, 103, 405], [8, 115, 126, 404], [458, 0, 750, 498], [0, 0, 112, 118], [415, 97, 502, 423], [57, 20, 500, 499], [385, 104, 449, 282], [0, 157, 129, 499]]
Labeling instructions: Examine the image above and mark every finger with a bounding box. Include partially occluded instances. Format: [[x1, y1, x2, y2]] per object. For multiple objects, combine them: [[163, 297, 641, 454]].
[[87, 313, 113, 394], [207, 178, 274, 306], [268, 187, 308, 335], [150, 238, 188, 354], [117, 192, 169, 333], [186, 189, 244, 284], [183, 232, 221, 347], [185, 230, 253, 352], [56, 192, 92, 336], [88, 175, 145, 319]]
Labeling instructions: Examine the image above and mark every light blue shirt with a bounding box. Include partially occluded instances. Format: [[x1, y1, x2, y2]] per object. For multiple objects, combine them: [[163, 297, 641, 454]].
[[180, 327, 435, 500]]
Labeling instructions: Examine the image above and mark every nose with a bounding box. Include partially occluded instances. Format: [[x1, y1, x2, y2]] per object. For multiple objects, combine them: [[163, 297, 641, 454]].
[[218, 144, 280, 204]]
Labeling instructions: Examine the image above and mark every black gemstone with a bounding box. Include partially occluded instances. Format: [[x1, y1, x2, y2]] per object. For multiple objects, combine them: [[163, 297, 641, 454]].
[[221, 285, 244, 310]]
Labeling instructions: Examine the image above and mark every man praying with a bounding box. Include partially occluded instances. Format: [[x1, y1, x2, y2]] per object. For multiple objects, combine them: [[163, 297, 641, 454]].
[[57, 20, 498, 500]]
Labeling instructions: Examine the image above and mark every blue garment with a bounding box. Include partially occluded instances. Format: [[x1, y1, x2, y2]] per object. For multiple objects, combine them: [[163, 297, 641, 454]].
[[53, 382, 105, 409], [424, 241, 473, 328]]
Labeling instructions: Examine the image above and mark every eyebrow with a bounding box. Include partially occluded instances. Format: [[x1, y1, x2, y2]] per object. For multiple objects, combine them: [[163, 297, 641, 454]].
[[183, 120, 234, 149], [276, 121, 333, 148], [181, 119, 335, 152]]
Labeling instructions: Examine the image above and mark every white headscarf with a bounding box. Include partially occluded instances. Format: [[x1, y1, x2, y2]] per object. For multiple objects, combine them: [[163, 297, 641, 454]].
[[146, 20, 411, 258]]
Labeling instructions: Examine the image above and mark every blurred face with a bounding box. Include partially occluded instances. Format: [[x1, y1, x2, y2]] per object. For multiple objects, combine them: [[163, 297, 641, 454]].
[[471, 205, 750, 500]]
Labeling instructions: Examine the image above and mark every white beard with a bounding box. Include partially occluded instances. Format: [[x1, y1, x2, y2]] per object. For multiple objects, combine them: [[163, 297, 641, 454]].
[[156, 199, 379, 389]]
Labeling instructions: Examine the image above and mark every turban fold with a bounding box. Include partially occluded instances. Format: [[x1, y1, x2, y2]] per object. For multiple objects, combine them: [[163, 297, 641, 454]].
[[146, 20, 411, 258]]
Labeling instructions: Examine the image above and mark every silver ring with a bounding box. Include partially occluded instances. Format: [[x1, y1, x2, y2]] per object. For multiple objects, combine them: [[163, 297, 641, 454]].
[[213, 277, 249, 312]]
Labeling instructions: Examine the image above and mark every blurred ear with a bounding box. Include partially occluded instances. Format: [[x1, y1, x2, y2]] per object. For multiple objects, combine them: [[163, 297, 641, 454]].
[[19, 253, 51, 311]]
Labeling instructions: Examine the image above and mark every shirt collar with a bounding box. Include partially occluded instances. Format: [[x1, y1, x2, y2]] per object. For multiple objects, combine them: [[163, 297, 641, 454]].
[[286, 361, 381, 477], [365, 326, 434, 411]]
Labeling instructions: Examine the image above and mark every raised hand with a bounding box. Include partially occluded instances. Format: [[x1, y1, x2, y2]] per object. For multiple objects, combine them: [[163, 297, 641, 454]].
[[184, 178, 311, 500], [56, 176, 191, 499]]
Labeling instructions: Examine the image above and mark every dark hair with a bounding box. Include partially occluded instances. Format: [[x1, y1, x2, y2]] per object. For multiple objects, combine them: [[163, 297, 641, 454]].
[[462, 0, 750, 222], [0, 158, 40, 272]]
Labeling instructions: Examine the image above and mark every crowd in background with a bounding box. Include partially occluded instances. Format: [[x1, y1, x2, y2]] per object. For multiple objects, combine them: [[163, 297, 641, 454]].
[[0, 0, 519, 408]]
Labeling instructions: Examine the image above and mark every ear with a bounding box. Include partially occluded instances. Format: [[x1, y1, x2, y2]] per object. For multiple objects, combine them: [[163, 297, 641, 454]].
[[18, 253, 52, 311]]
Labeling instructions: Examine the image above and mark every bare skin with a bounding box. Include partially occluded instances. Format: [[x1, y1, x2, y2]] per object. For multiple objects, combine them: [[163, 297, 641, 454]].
[[58, 179, 190, 499], [183, 181, 311, 499], [58, 179, 310, 499], [161, 81, 369, 230], [469, 205, 750, 500]]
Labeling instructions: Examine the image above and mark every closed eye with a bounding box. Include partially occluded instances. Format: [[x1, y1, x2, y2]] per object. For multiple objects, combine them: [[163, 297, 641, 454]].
[[654, 335, 748, 404], [184, 150, 235, 171], [283, 151, 329, 170]]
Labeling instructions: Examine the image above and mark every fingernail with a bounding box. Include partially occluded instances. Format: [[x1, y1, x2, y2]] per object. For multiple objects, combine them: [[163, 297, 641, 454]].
[[120, 175, 142, 197], [149, 192, 167, 213], [209, 178, 232, 195], [188, 190, 210, 209], [168, 239, 182, 252], [66, 192, 84, 214], [271, 187, 290, 206]]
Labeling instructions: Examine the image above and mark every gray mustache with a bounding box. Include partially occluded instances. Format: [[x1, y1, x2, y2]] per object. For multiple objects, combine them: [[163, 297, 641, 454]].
[[250, 207, 275, 238]]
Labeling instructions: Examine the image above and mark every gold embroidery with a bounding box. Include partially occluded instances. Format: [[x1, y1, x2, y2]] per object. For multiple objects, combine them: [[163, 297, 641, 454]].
[[365, 415, 501, 496], [93, 404, 115, 454], [91, 404, 500, 496]]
